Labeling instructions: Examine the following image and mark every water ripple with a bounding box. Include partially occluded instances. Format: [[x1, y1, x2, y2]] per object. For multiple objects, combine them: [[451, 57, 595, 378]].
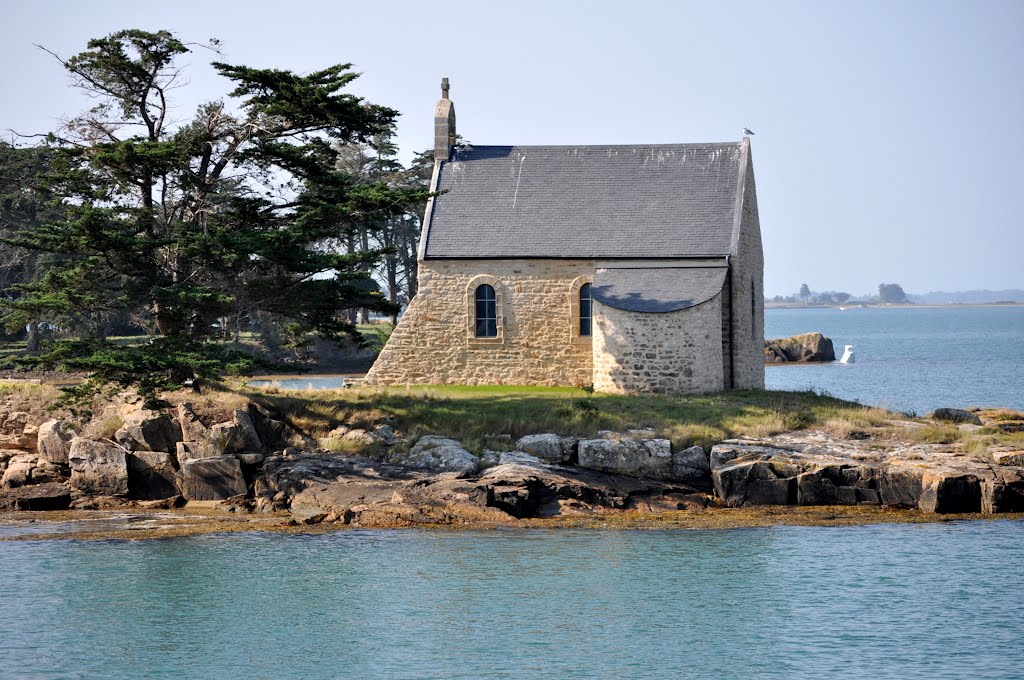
[[1, 522, 1022, 679]]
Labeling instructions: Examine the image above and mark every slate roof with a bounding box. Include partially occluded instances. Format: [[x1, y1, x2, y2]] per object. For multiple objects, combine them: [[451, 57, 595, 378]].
[[592, 267, 728, 313], [423, 142, 745, 259]]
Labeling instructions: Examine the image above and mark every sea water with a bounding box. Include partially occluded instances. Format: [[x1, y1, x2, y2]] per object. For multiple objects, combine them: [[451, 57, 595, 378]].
[[766, 306, 1024, 413], [2, 522, 1023, 679]]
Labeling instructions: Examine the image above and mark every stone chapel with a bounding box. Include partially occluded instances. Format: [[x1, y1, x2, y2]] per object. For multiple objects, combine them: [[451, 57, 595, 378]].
[[365, 80, 765, 394]]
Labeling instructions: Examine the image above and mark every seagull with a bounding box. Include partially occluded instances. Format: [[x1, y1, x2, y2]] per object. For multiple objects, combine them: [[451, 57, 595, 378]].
[[743, 127, 755, 136]]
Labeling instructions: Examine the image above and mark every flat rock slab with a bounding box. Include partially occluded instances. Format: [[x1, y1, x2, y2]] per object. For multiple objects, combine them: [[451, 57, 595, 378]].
[[672, 446, 712, 489], [68, 439, 129, 496], [993, 451, 1024, 466], [0, 482, 72, 511], [232, 410, 264, 452], [127, 451, 179, 500], [37, 420, 75, 465], [0, 433, 35, 451], [515, 434, 576, 464], [236, 453, 265, 466], [175, 441, 218, 467], [387, 435, 478, 474], [714, 459, 803, 507], [498, 451, 545, 467], [710, 437, 1024, 514], [177, 456, 246, 501], [0, 483, 72, 510], [578, 437, 669, 478], [177, 403, 210, 443], [929, 408, 982, 425], [1, 456, 36, 488], [0, 453, 65, 488], [264, 453, 703, 525], [478, 462, 679, 517], [115, 409, 181, 453]]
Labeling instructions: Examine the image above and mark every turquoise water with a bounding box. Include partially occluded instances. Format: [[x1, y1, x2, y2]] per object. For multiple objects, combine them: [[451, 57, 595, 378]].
[[3, 522, 1024, 679], [249, 375, 350, 390], [250, 377, 347, 390], [766, 306, 1024, 413]]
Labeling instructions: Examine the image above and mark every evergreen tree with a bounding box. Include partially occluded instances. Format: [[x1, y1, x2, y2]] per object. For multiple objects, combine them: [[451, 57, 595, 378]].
[[1, 29, 427, 400], [332, 141, 437, 324], [878, 283, 909, 304], [0, 142, 59, 349]]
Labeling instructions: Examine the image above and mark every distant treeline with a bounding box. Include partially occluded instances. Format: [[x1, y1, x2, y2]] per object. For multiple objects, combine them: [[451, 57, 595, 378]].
[[908, 289, 1024, 305], [767, 283, 908, 305], [767, 284, 1024, 305]]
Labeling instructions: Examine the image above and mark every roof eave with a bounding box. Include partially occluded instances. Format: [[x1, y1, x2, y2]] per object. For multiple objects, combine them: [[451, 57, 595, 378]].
[[416, 159, 445, 262]]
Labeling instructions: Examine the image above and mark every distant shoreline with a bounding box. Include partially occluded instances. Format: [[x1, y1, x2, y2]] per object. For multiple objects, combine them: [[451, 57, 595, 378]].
[[765, 302, 1024, 309]]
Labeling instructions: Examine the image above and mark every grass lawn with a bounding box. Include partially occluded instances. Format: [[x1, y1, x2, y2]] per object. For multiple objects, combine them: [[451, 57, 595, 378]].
[[4, 379, 1021, 457], [211, 383, 1023, 455]]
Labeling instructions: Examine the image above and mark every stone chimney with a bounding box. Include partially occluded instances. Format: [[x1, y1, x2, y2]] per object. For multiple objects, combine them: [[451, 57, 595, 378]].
[[434, 77, 456, 161]]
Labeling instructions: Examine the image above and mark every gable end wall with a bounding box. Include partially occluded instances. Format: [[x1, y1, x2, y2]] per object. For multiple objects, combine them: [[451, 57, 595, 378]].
[[728, 153, 766, 389]]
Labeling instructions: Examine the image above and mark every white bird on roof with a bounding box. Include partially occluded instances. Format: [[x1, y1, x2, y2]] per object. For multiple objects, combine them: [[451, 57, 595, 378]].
[[743, 127, 755, 136]]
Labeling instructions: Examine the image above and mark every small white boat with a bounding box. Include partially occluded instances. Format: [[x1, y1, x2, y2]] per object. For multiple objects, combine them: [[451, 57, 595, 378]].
[[839, 345, 855, 364]]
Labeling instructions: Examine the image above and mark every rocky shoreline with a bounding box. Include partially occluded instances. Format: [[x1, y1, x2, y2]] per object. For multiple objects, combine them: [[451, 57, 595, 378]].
[[2, 395, 1023, 535], [7, 504, 1022, 542]]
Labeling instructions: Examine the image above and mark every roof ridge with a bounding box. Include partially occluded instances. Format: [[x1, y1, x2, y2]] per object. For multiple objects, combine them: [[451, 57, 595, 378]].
[[455, 142, 743, 150]]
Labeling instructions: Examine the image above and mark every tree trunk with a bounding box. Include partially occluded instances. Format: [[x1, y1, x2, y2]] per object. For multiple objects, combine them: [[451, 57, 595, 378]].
[[359, 226, 371, 324], [154, 304, 168, 336], [387, 256, 399, 326], [25, 321, 39, 353]]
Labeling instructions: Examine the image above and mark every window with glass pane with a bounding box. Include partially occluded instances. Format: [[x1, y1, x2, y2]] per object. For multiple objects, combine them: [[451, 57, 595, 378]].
[[580, 283, 592, 336], [475, 284, 497, 337], [751, 278, 757, 341]]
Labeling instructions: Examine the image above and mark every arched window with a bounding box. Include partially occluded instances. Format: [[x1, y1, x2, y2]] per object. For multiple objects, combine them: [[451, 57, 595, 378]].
[[475, 284, 497, 338], [579, 282, 592, 337]]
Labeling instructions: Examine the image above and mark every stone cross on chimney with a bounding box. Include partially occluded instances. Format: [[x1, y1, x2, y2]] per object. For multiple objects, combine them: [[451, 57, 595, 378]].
[[434, 77, 456, 161]]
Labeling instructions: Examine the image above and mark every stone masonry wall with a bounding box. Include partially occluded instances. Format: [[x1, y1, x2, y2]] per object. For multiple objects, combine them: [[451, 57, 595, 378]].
[[592, 297, 725, 395], [729, 149, 765, 389], [365, 259, 596, 386]]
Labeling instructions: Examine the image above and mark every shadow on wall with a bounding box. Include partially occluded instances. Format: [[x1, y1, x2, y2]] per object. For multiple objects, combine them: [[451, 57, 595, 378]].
[[593, 312, 668, 394], [595, 306, 713, 395], [591, 288, 699, 314]]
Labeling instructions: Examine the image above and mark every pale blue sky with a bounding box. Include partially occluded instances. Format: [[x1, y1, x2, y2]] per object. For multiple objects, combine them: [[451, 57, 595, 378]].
[[2, 0, 1022, 297]]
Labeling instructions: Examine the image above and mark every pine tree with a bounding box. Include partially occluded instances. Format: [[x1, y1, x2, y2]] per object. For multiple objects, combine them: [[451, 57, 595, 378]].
[[878, 283, 909, 304], [0, 142, 59, 349], [1, 29, 428, 400]]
